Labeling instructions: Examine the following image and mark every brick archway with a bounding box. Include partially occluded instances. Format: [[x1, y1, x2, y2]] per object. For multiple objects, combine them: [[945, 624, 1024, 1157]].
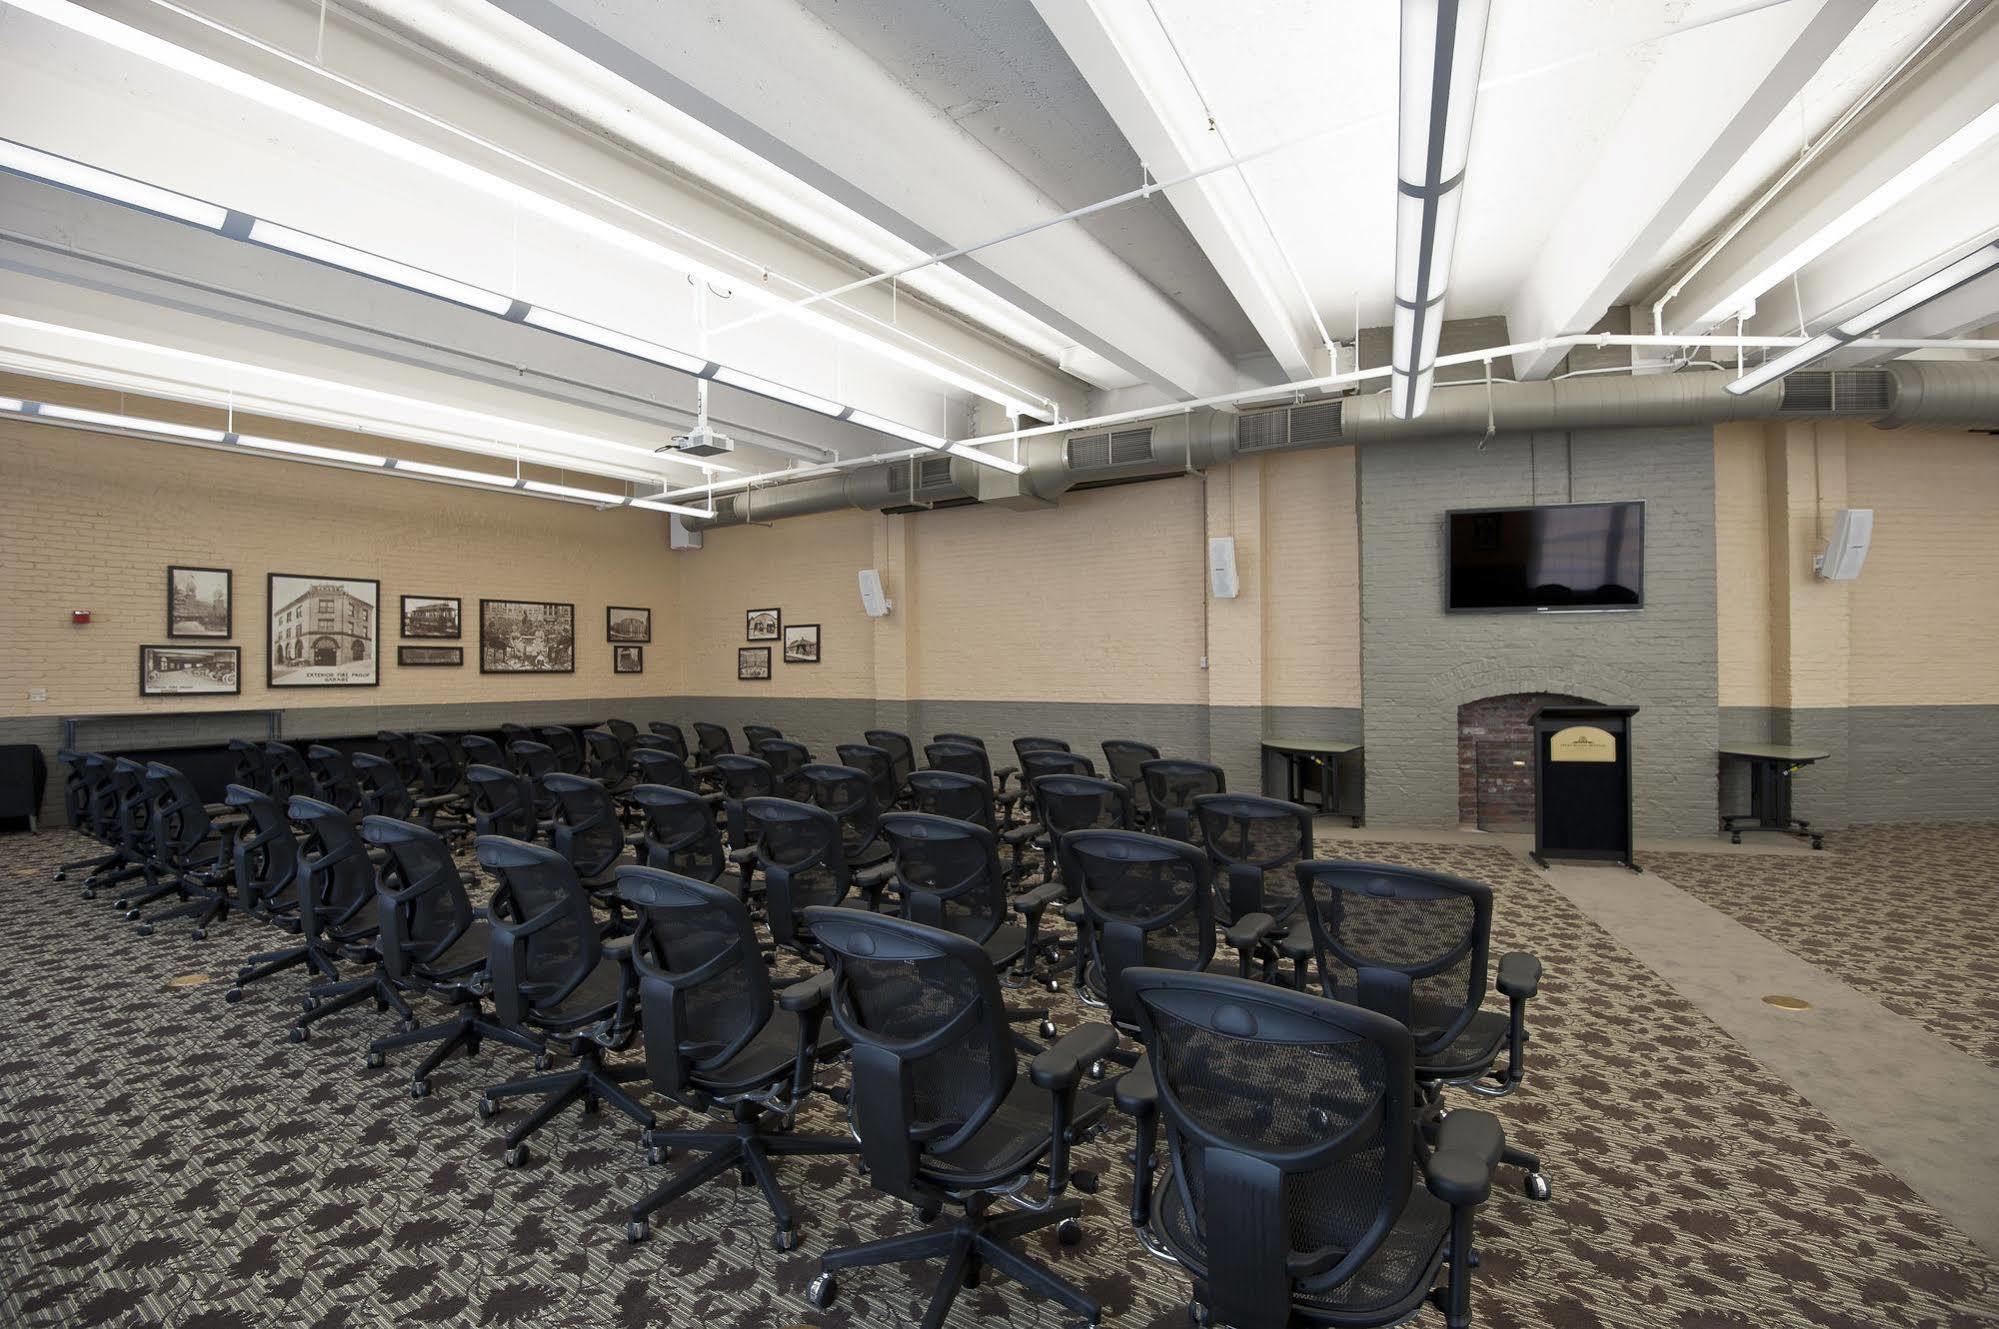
[[1457, 691, 1597, 831]]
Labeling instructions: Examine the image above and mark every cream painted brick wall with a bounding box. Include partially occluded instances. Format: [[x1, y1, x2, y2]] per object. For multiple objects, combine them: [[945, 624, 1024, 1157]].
[[1262, 446, 1362, 708], [1713, 425, 1772, 707], [0, 419, 682, 717]]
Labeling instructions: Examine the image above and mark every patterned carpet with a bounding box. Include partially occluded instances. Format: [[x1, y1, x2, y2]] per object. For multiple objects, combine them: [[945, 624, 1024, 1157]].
[[1653, 822, 1999, 1072], [2, 826, 1997, 1329]]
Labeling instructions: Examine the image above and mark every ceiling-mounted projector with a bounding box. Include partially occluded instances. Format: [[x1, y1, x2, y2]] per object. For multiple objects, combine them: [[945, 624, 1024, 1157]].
[[661, 424, 735, 457]]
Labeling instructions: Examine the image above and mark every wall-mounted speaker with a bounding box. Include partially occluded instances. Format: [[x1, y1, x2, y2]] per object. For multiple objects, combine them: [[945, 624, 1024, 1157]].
[[668, 514, 704, 550], [858, 569, 892, 618], [1208, 536, 1240, 599], [1815, 508, 1873, 581]]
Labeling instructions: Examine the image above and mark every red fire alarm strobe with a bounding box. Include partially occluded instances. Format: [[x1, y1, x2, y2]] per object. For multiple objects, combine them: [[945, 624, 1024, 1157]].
[[71, 610, 90, 624]]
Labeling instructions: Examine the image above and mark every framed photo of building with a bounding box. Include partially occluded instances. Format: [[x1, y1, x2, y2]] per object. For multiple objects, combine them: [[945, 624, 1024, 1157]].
[[481, 599, 576, 674], [398, 645, 463, 667], [400, 595, 461, 639], [737, 646, 771, 681], [607, 606, 651, 643], [746, 607, 780, 641], [141, 644, 240, 696], [614, 644, 643, 674], [783, 622, 821, 664], [268, 573, 379, 688], [167, 566, 232, 639]]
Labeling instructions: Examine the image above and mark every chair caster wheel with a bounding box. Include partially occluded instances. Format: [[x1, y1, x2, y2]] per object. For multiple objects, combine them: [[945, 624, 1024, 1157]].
[[301, 997, 319, 1013], [119, 907, 136, 919], [915, 1204, 939, 1224], [1038, 1018, 1058, 1040], [1188, 1302, 1212, 1326], [191, 928, 206, 941], [647, 1145, 670, 1166], [287, 1026, 307, 1044], [134, 925, 153, 938], [533, 1054, 550, 1072], [478, 1097, 499, 1119], [1044, 978, 1061, 993], [397, 1019, 417, 1034], [772, 1227, 798, 1252], [224, 988, 243, 1003], [410, 1079, 431, 1100], [365, 1051, 386, 1069], [806, 1272, 837, 1309], [53, 870, 66, 882], [82, 889, 95, 900], [1087, 1060, 1105, 1080], [626, 1219, 649, 1244], [582, 1095, 601, 1114], [1069, 1169, 1099, 1194], [1057, 1217, 1084, 1246], [1524, 1172, 1551, 1202], [503, 1144, 530, 1168]]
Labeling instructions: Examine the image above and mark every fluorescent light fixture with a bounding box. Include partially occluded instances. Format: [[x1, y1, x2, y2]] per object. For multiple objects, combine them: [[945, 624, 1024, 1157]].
[[36, 401, 227, 441], [0, 396, 22, 411], [522, 478, 625, 504], [631, 494, 718, 518], [523, 307, 707, 375], [1389, 0, 1490, 421], [946, 442, 1026, 475], [1725, 240, 1999, 396], [848, 409, 947, 449], [0, 136, 228, 228], [392, 458, 514, 485], [247, 219, 512, 315], [236, 434, 388, 466], [1696, 102, 1999, 327], [710, 365, 843, 416]]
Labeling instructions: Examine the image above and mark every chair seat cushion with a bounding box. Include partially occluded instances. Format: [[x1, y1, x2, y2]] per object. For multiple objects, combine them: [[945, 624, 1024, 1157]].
[[528, 958, 626, 1030], [698, 1006, 845, 1096], [1418, 1009, 1508, 1080], [414, 919, 491, 986], [1154, 1157, 1451, 1323], [922, 1075, 1112, 1191]]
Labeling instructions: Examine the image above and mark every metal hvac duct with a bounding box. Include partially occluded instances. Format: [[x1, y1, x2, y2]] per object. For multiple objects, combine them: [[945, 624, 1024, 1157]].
[[688, 362, 1999, 530]]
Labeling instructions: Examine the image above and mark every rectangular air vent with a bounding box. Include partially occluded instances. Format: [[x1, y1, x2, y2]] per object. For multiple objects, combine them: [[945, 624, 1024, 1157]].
[[1065, 433, 1110, 469], [917, 456, 953, 488], [1288, 400, 1342, 445], [1778, 370, 1894, 414], [1237, 409, 1288, 452], [1109, 428, 1153, 464], [714, 494, 738, 520], [1235, 400, 1342, 453]]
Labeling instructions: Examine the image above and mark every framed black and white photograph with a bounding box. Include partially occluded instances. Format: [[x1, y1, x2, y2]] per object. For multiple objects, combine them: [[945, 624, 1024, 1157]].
[[401, 595, 461, 639], [737, 646, 771, 681], [167, 566, 231, 639], [398, 645, 463, 667], [607, 606, 651, 643], [783, 622, 821, 665], [481, 599, 575, 674], [613, 644, 643, 674], [268, 573, 379, 688], [140, 644, 240, 696], [746, 607, 780, 641]]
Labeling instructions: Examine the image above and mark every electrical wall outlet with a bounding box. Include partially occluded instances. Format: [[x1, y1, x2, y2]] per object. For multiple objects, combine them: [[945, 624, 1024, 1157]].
[[27, 688, 47, 702]]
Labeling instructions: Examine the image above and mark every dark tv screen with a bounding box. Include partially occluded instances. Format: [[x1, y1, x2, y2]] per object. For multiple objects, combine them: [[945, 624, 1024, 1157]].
[[1446, 502, 1644, 611]]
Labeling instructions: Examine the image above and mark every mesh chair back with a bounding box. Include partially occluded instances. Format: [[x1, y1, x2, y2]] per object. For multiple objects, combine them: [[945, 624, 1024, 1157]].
[[508, 741, 560, 817], [56, 749, 92, 829], [743, 796, 849, 950], [863, 730, 917, 788], [111, 758, 154, 854], [924, 741, 995, 789], [361, 815, 473, 979], [500, 723, 533, 749], [879, 812, 1006, 943], [743, 723, 784, 752], [1012, 736, 1070, 765], [805, 907, 1014, 1203], [544, 771, 627, 883], [905, 769, 997, 831], [1296, 861, 1492, 1062], [411, 733, 464, 796], [646, 722, 690, 762], [227, 784, 297, 912], [287, 794, 377, 947], [264, 742, 314, 803], [538, 726, 584, 773], [1062, 829, 1216, 1025], [145, 762, 211, 860], [630, 784, 727, 884], [617, 864, 772, 1097], [1102, 741, 1161, 815], [605, 718, 639, 745], [582, 728, 632, 786], [631, 747, 699, 793], [228, 738, 273, 796], [461, 733, 508, 772], [1194, 794, 1313, 928], [836, 743, 901, 811], [352, 752, 415, 820], [1142, 759, 1227, 843], [1032, 775, 1134, 841], [1126, 967, 1416, 1329], [933, 732, 986, 750], [693, 722, 734, 766], [712, 753, 775, 850], [756, 739, 812, 798], [475, 835, 602, 1017], [1020, 749, 1094, 790], [799, 763, 882, 862], [305, 745, 362, 814], [83, 753, 121, 840], [375, 731, 421, 785], [465, 763, 539, 840]]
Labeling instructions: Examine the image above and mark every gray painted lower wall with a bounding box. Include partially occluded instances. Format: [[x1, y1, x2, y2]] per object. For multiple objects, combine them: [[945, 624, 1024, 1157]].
[[1720, 704, 1999, 828]]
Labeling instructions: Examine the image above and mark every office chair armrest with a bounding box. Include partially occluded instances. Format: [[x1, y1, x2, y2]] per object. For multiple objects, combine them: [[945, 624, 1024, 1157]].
[[1011, 880, 1066, 916], [777, 969, 835, 1013], [1062, 899, 1087, 925], [1115, 1053, 1161, 1226], [727, 845, 759, 867], [1223, 911, 1279, 953], [993, 764, 1019, 788], [1496, 951, 1541, 1000], [1000, 823, 1042, 846], [1030, 1023, 1118, 1093], [1424, 1108, 1504, 1208]]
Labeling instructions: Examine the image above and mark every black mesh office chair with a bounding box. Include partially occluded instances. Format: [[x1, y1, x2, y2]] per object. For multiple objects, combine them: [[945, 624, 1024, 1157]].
[[712, 754, 776, 894], [132, 762, 239, 940], [756, 738, 812, 800], [264, 741, 315, 803], [1116, 968, 1506, 1329], [905, 768, 999, 831], [936, 732, 1024, 801], [1101, 740, 1160, 828], [353, 752, 464, 834], [410, 733, 469, 807], [359, 815, 541, 1097], [53, 750, 119, 888], [631, 747, 702, 795], [743, 796, 853, 959], [1061, 829, 1221, 1031], [742, 723, 784, 753], [693, 722, 734, 769], [544, 771, 642, 926], [581, 728, 639, 806], [286, 795, 410, 1043], [465, 763, 544, 841], [605, 718, 639, 747], [509, 740, 561, 821], [796, 763, 896, 908], [1012, 735, 1070, 792], [1194, 793, 1315, 984], [1020, 775, 1135, 987], [835, 742, 902, 813], [500, 722, 534, 751], [1295, 861, 1550, 1202], [879, 812, 1065, 997], [1141, 759, 1226, 844], [228, 738, 274, 796], [615, 865, 854, 1249], [1006, 749, 1097, 882], [223, 785, 311, 1003], [473, 836, 649, 1167], [305, 745, 363, 816], [538, 725, 585, 774], [375, 731, 422, 787], [925, 741, 1021, 825], [629, 784, 728, 884], [800, 907, 1118, 1327], [862, 729, 918, 800], [107, 758, 170, 915], [645, 721, 688, 760], [461, 733, 509, 773]]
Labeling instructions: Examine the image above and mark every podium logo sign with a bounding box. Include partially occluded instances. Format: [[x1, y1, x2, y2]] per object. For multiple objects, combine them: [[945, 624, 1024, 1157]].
[[1550, 725, 1617, 763]]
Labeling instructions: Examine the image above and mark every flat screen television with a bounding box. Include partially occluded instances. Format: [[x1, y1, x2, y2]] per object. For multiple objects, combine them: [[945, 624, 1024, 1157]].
[[1446, 501, 1644, 612]]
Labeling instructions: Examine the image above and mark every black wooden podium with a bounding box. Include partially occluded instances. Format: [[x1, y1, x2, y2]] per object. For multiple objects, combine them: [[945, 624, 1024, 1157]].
[[1530, 705, 1639, 871]]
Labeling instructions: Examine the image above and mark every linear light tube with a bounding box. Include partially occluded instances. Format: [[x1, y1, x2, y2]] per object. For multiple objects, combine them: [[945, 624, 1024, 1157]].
[[848, 409, 947, 449], [521, 307, 708, 375], [710, 365, 843, 416], [246, 219, 513, 315], [35, 401, 227, 441], [391, 458, 514, 484], [946, 442, 1026, 475], [521, 478, 624, 503], [235, 434, 388, 465], [0, 136, 228, 228]]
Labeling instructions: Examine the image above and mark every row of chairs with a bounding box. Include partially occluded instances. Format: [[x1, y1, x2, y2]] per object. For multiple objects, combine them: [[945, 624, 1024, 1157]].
[[51, 720, 1546, 1329]]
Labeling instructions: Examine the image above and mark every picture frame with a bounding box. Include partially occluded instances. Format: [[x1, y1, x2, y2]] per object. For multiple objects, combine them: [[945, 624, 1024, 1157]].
[[167, 566, 232, 639], [141, 644, 240, 697], [400, 595, 462, 639], [746, 607, 780, 641], [737, 646, 771, 681], [398, 645, 464, 667], [783, 622, 821, 665], [480, 599, 576, 674], [268, 573, 380, 688], [607, 606, 652, 643], [613, 644, 643, 674]]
